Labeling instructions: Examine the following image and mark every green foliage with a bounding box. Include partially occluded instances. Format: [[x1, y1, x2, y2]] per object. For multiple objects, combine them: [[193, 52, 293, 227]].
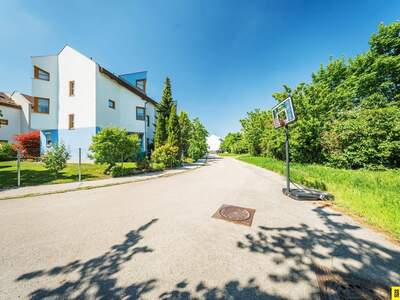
[[179, 111, 192, 157], [151, 143, 180, 168], [220, 132, 247, 154], [150, 162, 165, 171], [188, 118, 208, 161], [110, 165, 131, 177], [0, 143, 16, 161], [167, 104, 181, 152], [89, 127, 141, 173], [322, 107, 400, 169], [240, 109, 269, 155], [136, 156, 150, 170], [41, 144, 70, 175], [154, 77, 174, 148], [229, 22, 400, 169]]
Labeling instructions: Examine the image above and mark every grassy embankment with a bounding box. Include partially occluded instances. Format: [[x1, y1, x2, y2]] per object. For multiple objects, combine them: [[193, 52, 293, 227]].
[[221, 153, 400, 240], [0, 161, 136, 189]]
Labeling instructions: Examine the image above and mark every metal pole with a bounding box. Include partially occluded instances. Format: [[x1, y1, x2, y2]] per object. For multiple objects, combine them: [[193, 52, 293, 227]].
[[17, 148, 21, 187], [78, 148, 82, 182], [285, 125, 290, 193]]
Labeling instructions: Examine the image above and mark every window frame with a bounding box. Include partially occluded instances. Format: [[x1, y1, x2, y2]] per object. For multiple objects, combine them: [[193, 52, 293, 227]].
[[33, 97, 50, 114], [44, 132, 52, 147], [108, 99, 116, 109], [69, 81, 75, 96], [136, 106, 145, 121], [34, 66, 50, 81], [68, 114, 75, 130]]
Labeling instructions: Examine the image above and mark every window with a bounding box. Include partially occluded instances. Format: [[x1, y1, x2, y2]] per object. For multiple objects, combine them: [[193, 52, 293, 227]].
[[0, 119, 8, 126], [136, 107, 145, 120], [108, 99, 116, 109], [44, 132, 52, 146], [136, 79, 145, 91], [69, 81, 75, 96], [68, 114, 75, 129], [146, 115, 150, 127], [34, 66, 50, 81], [33, 97, 50, 113]]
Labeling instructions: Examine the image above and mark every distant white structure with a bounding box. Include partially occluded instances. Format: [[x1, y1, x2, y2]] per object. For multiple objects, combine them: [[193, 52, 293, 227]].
[[207, 134, 221, 152], [30, 45, 158, 161], [0, 92, 33, 143]]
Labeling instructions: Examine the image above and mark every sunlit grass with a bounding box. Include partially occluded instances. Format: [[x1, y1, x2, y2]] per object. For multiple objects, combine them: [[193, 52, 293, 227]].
[[235, 154, 400, 239], [0, 161, 136, 189]]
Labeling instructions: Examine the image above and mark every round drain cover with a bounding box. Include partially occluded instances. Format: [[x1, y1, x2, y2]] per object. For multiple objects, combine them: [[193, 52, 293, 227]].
[[219, 206, 250, 221]]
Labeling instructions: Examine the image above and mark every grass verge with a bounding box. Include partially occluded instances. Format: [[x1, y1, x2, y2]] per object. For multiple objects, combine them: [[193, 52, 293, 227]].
[[0, 160, 136, 189], [234, 154, 400, 240]]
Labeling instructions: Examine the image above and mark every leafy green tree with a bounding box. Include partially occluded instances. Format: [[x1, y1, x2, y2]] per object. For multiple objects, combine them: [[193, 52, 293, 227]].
[[89, 127, 141, 174], [151, 143, 180, 168], [154, 77, 174, 148], [167, 104, 181, 153], [41, 144, 70, 176], [322, 107, 400, 169], [179, 111, 192, 157], [220, 132, 247, 154], [188, 118, 208, 161], [240, 109, 269, 155]]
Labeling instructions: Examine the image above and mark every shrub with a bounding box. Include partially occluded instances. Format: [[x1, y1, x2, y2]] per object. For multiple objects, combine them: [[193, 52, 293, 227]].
[[89, 127, 141, 174], [150, 162, 165, 171], [14, 131, 40, 158], [41, 144, 70, 176], [0, 143, 16, 161], [110, 165, 131, 177], [136, 156, 150, 170], [151, 143, 180, 168]]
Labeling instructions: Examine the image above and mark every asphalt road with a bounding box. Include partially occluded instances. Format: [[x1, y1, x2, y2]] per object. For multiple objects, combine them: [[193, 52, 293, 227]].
[[0, 156, 399, 299]]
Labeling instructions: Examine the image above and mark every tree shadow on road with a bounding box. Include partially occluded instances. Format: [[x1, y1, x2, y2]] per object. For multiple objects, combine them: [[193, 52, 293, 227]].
[[16, 219, 158, 299], [159, 278, 286, 300], [237, 205, 399, 299]]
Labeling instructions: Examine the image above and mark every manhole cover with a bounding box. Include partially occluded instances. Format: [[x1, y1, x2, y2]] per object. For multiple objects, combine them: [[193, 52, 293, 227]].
[[219, 206, 251, 221], [212, 204, 255, 226]]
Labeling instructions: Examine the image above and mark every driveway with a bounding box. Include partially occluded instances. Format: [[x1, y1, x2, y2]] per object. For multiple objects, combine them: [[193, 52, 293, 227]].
[[0, 156, 399, 299]]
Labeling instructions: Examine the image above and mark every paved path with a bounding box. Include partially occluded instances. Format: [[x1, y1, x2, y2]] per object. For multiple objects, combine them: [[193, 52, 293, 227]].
[[0, 156, 399, 299]]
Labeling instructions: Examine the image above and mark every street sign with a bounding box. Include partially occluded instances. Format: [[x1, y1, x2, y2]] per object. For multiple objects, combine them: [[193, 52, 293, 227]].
[[272, 97, 296, 128]]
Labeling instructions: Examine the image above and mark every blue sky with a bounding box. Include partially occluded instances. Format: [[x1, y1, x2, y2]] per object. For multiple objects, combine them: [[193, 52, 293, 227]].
[[0, 0, 399, 137]]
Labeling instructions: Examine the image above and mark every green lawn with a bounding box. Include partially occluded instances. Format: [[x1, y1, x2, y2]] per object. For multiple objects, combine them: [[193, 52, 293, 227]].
[[233, 154, 400, 240], [0, 160, 137, 189]]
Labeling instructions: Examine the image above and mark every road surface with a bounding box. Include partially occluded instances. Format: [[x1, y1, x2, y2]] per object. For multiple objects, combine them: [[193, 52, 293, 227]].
[[0, 156, 399, 299]]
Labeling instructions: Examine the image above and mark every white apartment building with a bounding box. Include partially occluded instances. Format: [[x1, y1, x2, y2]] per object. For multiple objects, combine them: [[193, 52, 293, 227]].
[[0, 92, 33, 143], [31, 45, 158, 161]]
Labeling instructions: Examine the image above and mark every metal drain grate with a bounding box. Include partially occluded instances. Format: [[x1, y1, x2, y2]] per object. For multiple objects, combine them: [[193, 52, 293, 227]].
[[212, 204, 255, 226], [313, 264, 389, 300]]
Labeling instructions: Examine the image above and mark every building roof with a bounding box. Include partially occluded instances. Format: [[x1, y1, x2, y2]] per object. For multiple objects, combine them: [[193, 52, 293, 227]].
[[0, 93, 21, 109], [99, 66, 158, 106], [21, 93, 34, 104]]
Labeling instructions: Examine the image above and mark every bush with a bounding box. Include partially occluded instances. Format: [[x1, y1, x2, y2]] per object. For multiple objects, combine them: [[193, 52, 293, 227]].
[[322, 107, 400, 169], [136, 156, 150, 170], [150, 162, 165, 171], [41, 144, 70, 176], [14, 131, 40, 158], [151, 143, 180, 168], [110, 165, 131, 177], [89, 127, 141, 174], [0, 143, 16, 161]]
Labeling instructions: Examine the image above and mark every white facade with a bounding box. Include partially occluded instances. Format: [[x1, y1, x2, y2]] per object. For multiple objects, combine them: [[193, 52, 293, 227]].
[[31, 45, 158, 161], [0, 92, 32, 143]]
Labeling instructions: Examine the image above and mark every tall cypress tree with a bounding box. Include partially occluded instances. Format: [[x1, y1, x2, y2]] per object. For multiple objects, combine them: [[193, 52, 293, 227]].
[[154, 77, 174, 148], [167, 103, 181, 152], [179, 111, 192, 157]]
